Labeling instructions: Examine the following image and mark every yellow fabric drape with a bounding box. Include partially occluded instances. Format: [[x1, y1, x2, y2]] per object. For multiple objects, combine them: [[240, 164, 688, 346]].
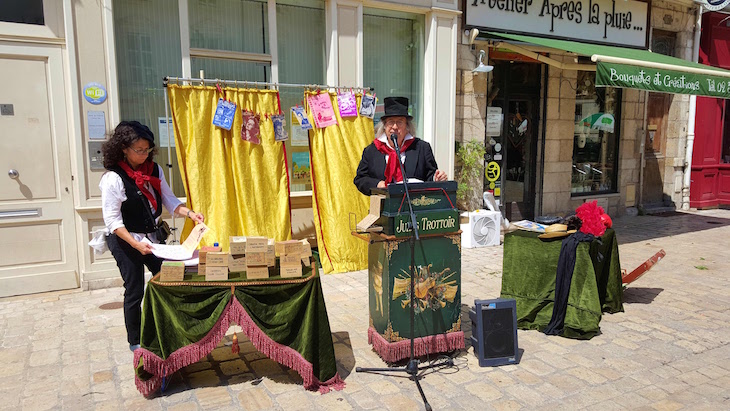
[[306, 92, 373, 273], [168, 85, 291, 251]]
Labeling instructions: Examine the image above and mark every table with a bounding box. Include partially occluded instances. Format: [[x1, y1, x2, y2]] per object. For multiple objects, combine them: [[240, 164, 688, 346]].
[[133, 263, 344, 395], [500, 228, 624, 339]]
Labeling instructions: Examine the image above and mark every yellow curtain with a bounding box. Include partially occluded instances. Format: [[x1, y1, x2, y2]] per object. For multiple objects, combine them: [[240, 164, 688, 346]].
[[306, 92, 373, 273], [168, 85, 291, 250]]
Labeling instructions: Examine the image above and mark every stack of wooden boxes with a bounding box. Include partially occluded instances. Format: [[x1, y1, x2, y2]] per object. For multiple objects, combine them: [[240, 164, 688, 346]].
[[205, 249, 229, 281], [228, 236, 247, 273], [198, 245, 221, 280], [246, 236, 269, 279], [277, 240, 303, 278]]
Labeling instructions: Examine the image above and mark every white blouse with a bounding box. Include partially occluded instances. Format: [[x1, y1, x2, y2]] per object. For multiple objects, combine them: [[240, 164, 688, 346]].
[[99, 164, 182, 241]]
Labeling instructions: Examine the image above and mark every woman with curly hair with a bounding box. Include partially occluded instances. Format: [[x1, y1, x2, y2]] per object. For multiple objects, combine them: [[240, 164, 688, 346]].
[[100, 121, 205, 351]]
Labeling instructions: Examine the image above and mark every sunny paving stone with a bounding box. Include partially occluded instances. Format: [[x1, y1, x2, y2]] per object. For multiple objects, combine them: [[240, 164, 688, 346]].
[[195, 386, 233, 409]]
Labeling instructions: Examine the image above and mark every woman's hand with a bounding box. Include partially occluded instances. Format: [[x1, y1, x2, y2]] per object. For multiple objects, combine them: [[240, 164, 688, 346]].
[[134, 240, 154, 255], [434, 170, 447, 182], [377, 180, 387, 188], [188, 211, 205, 224]]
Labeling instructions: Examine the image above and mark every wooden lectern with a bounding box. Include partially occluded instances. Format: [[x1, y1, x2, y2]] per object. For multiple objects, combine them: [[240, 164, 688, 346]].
[[360, 181, 464, 363]]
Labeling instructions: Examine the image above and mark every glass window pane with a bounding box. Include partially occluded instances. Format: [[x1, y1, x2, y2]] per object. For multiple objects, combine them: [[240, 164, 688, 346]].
[[364, 9, 424, 138], [191, 58, 270, 82], [277, 1, 325, 192], [0, 0, 44, 25], [113, 0, 185, 196], [189, 0, 268, 54], [572, 71, 620, 196]]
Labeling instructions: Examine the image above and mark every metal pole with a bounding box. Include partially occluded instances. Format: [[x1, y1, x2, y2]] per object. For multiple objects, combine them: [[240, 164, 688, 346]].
[[163, 85, 176, 242], [164, 76, 373, 92]]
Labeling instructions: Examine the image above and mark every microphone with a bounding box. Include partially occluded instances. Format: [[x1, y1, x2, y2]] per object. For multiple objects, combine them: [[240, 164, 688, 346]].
[[390, 133, 399, 151]]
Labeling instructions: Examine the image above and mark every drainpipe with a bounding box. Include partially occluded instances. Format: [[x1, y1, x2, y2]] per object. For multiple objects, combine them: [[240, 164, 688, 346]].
[[638, 26, 653, 210], [683, 6, 703, 210]]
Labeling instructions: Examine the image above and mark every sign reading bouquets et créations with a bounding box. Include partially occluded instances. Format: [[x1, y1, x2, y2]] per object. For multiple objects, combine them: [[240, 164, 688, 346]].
[[597, 62, 730, 98], [466, 0, 649, 49]]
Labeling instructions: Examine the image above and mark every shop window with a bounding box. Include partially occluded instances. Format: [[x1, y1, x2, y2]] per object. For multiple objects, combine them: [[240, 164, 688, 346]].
[[113, 0, 184, 195], [363, 9, 424, 138], [572, 71, 621, 196], [189, 0, 269, 54], [276, 1, 325, 192], [722, 103, 730, 163], [0, 0, 44, 25]]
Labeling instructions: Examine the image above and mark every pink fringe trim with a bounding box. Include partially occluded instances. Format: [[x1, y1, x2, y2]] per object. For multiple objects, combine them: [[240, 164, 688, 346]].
[[134, 297, 345, 396], [367, 326, 465, 363]]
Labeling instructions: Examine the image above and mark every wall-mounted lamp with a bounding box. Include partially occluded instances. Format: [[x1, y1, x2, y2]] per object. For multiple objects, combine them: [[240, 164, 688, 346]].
[[472, 50, 493, 73]]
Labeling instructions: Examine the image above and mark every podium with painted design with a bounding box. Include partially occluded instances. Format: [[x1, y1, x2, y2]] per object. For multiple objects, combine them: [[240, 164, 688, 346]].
[[364, 181, 464, 363]]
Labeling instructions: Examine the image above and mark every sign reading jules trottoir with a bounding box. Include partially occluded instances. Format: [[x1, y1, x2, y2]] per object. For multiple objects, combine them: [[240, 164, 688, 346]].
[[465, 0, 649, 49]]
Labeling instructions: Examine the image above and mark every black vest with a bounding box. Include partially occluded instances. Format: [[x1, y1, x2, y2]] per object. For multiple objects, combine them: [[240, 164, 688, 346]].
[[111, 164, 163, 234]]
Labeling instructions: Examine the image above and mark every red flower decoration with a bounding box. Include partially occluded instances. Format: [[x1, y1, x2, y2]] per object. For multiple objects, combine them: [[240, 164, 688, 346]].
[[576, 200, 606, 237]]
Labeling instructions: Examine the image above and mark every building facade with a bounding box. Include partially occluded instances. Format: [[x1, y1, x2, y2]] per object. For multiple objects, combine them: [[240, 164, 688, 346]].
[[456, 0, 703, 220], [0, 0, 460, 297]]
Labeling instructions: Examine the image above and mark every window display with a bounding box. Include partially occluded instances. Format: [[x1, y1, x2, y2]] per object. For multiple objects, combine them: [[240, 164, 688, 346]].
[[572, 71, 620, 196]]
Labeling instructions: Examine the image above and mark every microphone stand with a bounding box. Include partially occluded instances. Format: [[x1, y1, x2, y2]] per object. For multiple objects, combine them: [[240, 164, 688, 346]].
[[356, 134, 453, 411]]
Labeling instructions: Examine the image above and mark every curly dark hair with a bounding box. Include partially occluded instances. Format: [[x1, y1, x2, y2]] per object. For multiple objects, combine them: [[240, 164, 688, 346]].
[[102, 122, 158, 170]]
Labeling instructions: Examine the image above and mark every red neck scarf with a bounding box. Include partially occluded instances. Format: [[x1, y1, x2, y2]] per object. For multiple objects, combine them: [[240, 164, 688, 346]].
[[117, 160, 161, 210], [373, 137, 415, 184]]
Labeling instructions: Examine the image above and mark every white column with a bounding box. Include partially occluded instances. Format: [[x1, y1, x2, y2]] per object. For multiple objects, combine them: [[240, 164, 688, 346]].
[[423, 10, 459, 179]]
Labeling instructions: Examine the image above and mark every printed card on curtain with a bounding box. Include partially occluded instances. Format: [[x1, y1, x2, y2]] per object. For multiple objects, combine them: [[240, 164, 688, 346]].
[[291, 151, 311, 186], [290, 109, 309, 147], [307, 93, 338, 129], [359, 94, 376, 119], [291, 106, 312, 130], [213, 98, 236, 130], [272, 114, 288, 142], [241, 110, 261, 144], [337, 92, 358, 117]]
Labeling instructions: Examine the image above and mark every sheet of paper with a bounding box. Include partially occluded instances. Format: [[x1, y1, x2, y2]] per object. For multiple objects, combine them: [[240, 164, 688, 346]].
[[145, 223, 209, 260]]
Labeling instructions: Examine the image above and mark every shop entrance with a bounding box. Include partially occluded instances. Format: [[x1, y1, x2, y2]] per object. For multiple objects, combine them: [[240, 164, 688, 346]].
[[487, 61, 541, 221]]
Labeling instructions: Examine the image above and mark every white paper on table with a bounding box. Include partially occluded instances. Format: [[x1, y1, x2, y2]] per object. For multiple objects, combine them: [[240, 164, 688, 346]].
[[145, 223, 209, 260]]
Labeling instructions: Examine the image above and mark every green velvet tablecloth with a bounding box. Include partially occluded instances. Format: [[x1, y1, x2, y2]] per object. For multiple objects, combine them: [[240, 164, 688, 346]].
[[133, 266, 343, 395], [500, 228, 624, 339]]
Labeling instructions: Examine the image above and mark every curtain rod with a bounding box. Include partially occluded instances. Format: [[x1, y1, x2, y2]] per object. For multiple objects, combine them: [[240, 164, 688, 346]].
[[163, 76, 374, 92]]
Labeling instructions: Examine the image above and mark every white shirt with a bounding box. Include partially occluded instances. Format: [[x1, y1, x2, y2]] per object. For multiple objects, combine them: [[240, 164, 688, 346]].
[[377, 133, 414, 166], [99, 164, 182, 241]]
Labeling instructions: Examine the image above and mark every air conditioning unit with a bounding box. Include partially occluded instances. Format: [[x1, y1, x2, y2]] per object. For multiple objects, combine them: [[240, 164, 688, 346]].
[[461, 210, 501, 248]]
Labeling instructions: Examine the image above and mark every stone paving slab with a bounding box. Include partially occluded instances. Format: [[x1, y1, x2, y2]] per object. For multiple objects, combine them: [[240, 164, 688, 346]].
[[1, 210, 730, 410]]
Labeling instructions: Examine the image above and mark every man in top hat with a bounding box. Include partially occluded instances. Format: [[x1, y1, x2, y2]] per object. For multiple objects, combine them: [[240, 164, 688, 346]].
[[354, 96, 447, 195]]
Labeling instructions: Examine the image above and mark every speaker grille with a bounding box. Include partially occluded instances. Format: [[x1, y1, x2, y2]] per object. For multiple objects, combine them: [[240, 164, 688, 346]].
[[481, 307, 516, 358]]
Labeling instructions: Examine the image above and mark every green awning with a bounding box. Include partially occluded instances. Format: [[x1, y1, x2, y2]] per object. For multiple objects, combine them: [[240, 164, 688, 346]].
[[486, 31, 730, 99]]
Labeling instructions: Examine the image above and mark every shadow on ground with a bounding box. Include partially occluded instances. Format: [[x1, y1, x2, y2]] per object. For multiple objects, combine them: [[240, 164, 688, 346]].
[[614, 211, 730, 245], [622, 287, 664, 304], [153, 331, 355, 396]]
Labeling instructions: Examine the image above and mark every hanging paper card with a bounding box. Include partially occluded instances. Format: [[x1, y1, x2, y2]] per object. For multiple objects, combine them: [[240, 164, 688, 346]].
[[337, 92, 358, 117], [307, 93, 338, 128], [290, 109, 309, 147], [272, 114, 288, 142], [291, 106, 312, 130], [213, 98, 237, 130], [241, 110, 261, 144], [359, 94, 376, 119]]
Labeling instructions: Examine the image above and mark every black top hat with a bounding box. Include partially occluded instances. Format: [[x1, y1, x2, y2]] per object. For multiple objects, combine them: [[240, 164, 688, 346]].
[[381, 96, 412, 120], [117, 120, 155, 146]]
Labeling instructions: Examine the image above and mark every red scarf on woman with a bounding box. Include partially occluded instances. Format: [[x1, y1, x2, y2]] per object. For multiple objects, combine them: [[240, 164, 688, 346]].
[[373, 137, 415, 183], [117, 160, 162, 210]]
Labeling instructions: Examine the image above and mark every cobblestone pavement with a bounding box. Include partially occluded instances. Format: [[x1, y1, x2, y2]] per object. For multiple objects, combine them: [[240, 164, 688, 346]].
[[2, 209, 729, 410]]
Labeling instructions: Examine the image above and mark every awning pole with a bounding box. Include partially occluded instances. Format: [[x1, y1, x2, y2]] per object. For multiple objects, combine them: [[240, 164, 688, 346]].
[[163, 76, 373, 92]]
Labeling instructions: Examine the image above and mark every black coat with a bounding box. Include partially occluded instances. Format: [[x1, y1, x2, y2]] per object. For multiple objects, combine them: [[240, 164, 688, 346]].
[[354, 138, 439, 195]]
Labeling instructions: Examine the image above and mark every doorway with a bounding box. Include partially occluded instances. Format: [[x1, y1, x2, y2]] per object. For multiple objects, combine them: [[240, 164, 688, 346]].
[[487, 61, 542, 221]]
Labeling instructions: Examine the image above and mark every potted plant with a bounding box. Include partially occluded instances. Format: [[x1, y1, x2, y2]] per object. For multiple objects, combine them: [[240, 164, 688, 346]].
[[455, 139, 486, 212]]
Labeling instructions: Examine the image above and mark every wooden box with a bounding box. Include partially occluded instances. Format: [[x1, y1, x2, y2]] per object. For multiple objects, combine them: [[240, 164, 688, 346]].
[[205, 265, 228, 281], [280, 264, 302, 278], [246, 251, 266, 266], [267, 242, 275, 267], [247, 266, 269, 280], [199, 245, 222, 264], [246, 236, 268, 253], [278, 240, 302, 256], [229, 236, 247, 255], [206, 252, 228, 267], [228, 254, 246, 272], [159, 261, 184, 282], [280, 254, 301, 266]]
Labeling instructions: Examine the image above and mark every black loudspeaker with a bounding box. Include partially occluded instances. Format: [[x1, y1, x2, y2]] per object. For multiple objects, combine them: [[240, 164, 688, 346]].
[[469, 298, 519, 367]]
